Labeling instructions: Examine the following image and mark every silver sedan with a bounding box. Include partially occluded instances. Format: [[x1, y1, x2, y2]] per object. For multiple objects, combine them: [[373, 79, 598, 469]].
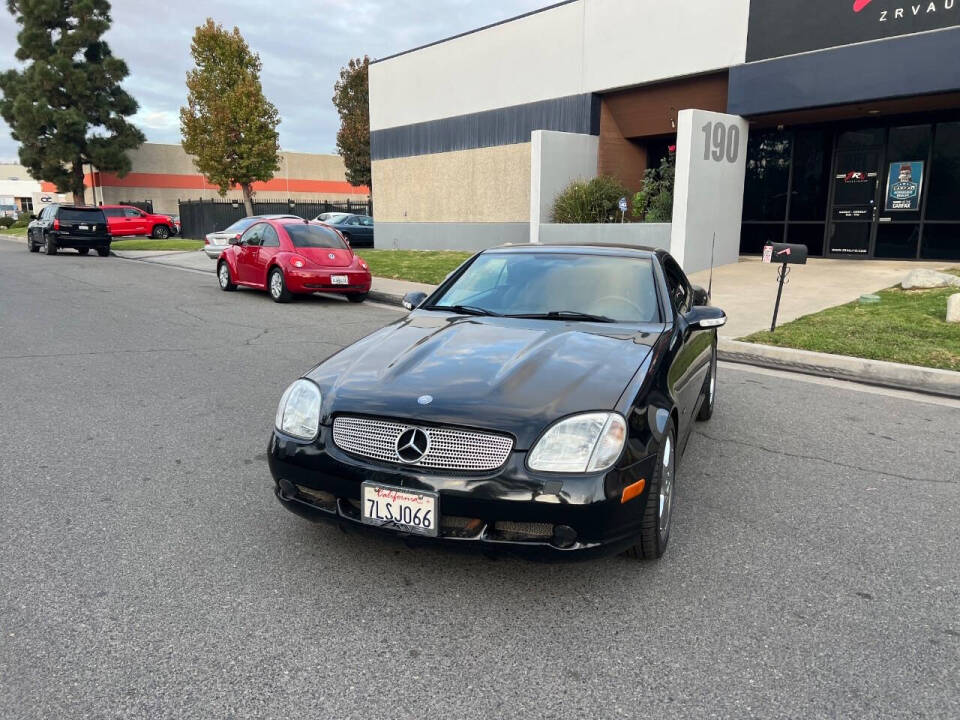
[[203, 215, 301, 259]]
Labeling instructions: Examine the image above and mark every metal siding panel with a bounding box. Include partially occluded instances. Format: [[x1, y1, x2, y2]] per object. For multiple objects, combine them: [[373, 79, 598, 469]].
[[370, 94, 599, 160], [729, 27, 960, 116]]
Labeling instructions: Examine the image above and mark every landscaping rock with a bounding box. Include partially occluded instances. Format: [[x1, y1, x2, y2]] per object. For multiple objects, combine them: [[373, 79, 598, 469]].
[[947, 293, 960, 324], [901, 269, 960, 289]]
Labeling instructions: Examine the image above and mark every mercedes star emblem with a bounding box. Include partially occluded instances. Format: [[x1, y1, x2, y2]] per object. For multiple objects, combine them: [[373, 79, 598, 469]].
[[396, 428, 430, 463]]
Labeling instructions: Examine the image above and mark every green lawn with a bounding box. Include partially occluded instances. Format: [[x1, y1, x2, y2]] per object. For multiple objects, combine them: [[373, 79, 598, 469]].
[[740, 269, 960, 371], [355, 249, 473, 285], [109, 238, 204, 251], [1, 226, 27, 237]]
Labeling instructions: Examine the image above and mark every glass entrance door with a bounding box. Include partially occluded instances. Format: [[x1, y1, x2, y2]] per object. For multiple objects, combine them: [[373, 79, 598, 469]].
[[827, 128, 884, 257]]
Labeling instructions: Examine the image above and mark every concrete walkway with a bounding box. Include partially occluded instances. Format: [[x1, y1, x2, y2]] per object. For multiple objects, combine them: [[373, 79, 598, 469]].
[[687, 256, 951, 338]]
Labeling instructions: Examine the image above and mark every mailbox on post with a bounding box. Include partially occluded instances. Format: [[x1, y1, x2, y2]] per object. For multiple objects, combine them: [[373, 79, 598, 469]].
[[763, 242, 808, 332]]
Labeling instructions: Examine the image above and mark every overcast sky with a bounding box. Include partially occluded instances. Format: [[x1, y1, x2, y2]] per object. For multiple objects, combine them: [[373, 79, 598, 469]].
[[0, 0, 546, 163]]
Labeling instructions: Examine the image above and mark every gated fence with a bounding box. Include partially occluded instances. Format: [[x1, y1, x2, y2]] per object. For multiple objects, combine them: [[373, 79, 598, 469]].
[[177, 197, 373, 239]]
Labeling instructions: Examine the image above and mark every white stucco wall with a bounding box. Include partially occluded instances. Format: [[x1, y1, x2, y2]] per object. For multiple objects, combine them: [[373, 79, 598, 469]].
[[538, 222, 672, 250], [670, 109, 748, 274], [369, 0, 749, 131], [530, 130, 599, 242]]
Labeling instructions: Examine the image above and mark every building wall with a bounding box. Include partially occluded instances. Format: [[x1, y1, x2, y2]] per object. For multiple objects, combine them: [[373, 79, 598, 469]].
[[371, 143, 531, 223], [530, 130, 599, 237]]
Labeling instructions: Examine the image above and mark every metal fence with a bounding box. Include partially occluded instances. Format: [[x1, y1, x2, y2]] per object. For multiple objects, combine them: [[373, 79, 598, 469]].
[[177, 197, 373, 239]]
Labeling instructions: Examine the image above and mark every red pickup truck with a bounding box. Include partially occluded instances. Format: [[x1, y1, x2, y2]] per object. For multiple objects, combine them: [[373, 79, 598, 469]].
[[101, 205, 178, 239]]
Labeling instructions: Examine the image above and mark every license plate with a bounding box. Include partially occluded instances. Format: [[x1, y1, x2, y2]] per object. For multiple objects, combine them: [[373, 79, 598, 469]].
[[361, 483, 438, 536], [79, 224, 89, 230], [331, 275, 348, 285]]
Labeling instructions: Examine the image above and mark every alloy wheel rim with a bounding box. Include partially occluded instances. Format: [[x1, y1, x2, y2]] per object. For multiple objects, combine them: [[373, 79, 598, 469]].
[[270, 272, 282, 297], [659, 435, 674, 535], [218, 265, 228, 287]]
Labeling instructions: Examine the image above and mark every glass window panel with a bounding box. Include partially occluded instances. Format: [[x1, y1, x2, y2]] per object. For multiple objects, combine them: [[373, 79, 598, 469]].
[[837, 128, 884, 149], [743, 130, 791, 221], [740, 223, 784, 254], [786, 223, 825, 256], [789, 130, 831, 221], [828, 223, 870, 256], [875, 223, 919, 259], [833, 149, 880, 206], [920, 224, 960, 261], [886, 125, 931, 163], [927, 122, 960, 221]]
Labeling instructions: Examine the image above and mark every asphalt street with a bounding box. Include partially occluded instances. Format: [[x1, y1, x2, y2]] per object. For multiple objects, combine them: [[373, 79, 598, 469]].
[[1, 239, 958, 719]]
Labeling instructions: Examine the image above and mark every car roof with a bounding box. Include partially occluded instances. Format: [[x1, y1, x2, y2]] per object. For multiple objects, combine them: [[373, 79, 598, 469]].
[[258, 214, 302, 220], [483, 243, 662, 259], [54, 205, 106, 211]]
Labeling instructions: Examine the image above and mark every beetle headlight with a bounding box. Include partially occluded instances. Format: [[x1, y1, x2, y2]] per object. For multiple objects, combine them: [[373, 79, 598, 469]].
[[527, 412, 626, 473], [275, 379, 321, 440]]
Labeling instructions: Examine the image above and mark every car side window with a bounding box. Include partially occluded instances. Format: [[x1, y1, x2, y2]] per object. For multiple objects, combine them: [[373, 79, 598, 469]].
[[261, 225, 279, 247], [103, 208, 121, 218], [359, 217, 373, 226], [240, 223, 263, 246], [346, 216, 360, 225], [662, 258, 691, 314], [124, 208, 141, 217]]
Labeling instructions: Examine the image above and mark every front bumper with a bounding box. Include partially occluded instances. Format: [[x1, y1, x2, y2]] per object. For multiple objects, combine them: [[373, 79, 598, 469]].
[[268, 427, 656, 560]]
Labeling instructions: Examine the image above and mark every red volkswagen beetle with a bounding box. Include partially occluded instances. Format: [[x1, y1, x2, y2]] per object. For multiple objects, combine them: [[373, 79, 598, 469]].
[[216, 218, 372, 303]]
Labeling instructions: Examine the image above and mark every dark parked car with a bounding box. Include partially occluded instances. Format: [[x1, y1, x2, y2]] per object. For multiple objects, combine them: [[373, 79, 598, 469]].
[[27, 204, 111, 256], [269, 244, 726, 560], [313, 213, 374, 247]]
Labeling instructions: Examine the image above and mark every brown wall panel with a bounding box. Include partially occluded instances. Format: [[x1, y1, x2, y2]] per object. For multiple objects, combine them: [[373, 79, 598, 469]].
[[602, 72, 728, 139], [597, 99, 648, 200]]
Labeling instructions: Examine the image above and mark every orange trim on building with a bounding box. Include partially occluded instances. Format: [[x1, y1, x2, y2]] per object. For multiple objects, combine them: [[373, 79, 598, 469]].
[[96, 171, 368, 195]]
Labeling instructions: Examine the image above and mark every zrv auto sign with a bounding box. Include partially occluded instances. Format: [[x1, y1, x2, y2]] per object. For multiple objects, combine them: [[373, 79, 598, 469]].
[[746, 0, 959, 61]]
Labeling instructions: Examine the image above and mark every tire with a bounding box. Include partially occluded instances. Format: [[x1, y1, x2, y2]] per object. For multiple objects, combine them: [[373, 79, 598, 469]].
[[268, 268, 292, 303], [28, 238, 39, 253], [696, 341, 718, 422], [346, 292, 368, 304], [96, 246, 110, 257], [45, 235, 57, 255], [152, 224, 170, 239], [217, 261, 237, 291], [342, 232, 351, 244], [624, 420, 676, 561], [77, 248, 89, 255]]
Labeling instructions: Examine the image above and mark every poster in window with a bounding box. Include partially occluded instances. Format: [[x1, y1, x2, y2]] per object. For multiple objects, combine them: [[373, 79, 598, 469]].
[[885, 161, 924, 212]]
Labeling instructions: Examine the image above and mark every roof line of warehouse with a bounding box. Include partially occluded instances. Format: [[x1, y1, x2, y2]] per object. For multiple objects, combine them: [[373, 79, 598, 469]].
[[370, 0, 578, 65]]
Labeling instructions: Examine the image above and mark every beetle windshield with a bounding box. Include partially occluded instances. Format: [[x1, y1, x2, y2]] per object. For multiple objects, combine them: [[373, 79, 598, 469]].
[[428, 252, 661, 323]]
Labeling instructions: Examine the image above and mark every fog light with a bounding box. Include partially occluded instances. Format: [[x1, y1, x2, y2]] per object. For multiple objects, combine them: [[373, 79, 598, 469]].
[[278, 478, 297, 500], [552, 525, 577, 549]]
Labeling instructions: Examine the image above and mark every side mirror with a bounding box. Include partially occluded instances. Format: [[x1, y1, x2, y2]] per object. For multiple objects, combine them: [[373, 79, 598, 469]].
[[402, 291, 428, 311], [228, 234, 241, 245], [691, 284, 710, 306], [29, 214, 37, 220], [685, 305, 726, 330]]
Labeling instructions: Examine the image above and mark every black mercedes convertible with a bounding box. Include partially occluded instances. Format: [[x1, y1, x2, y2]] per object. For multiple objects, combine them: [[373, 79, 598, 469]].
[[268, 244, 726, 560]]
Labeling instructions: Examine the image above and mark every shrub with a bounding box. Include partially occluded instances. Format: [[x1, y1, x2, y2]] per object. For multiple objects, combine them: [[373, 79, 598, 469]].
[[10, 215, 30, 228], [552, 175, 629, 224], [633, 148, 675, 222], [0, 216, 14, 228]]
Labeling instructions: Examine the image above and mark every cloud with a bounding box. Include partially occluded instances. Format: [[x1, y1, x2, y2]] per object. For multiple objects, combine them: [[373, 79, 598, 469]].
[[0, 0, 547, 161]]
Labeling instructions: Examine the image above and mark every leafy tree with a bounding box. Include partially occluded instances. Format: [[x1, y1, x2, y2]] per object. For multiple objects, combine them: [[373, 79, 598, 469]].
[[0, 0, 145, 201], [552, 175, 629, 223], [332, 56, 370, 190], [180, 19, 280, 216], [633, 148, 675, 222]]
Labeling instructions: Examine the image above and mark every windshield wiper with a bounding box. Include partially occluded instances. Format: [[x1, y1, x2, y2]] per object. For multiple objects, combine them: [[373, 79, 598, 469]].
[[505, 310, 616, 323], [427, 304, 501, 317]]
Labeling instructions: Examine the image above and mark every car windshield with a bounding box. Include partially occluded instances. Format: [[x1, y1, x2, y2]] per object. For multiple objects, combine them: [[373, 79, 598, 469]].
[[320, 213, 348, 224], [224, 218, 258, 234], [285, 224, 348, 249], [427, 252, 661, 323], [60, 208, 105, 222]]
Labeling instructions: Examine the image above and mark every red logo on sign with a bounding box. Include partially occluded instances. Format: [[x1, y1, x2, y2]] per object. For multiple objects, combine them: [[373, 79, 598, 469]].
[[853, 0, 874, 12]]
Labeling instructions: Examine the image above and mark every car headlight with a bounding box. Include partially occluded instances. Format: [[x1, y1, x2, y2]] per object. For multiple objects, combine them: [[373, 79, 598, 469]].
[[275, 379, 321, 440], [527, 412, 626, 473]]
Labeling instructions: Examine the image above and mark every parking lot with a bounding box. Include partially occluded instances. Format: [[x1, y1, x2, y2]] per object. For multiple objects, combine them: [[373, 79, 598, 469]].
[[1, 239, 958, 719]]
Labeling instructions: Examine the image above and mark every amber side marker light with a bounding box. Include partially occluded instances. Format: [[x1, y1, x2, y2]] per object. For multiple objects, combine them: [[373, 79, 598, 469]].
[[620, 478, 646, 504]]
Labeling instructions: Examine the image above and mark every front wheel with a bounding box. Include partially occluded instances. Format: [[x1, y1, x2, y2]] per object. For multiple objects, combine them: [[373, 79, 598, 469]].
[[28, 238, 39, 253], [346, 292, 367, 304], [152, 224, 170, 239], [45, 235, 57, 255], [696, 342, 717, 422], [268, 268, 292, 303], [624, 420, 676, 561], [217, 261, 236, 291]]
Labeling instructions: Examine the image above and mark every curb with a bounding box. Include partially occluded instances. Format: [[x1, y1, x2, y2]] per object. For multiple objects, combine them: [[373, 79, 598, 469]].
[[719, 339, 960, 399], [367, 289, 406, 307]]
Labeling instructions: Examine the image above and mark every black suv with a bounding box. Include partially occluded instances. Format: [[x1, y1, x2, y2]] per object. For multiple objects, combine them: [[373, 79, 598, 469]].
[[27, 204, 111, 256]]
